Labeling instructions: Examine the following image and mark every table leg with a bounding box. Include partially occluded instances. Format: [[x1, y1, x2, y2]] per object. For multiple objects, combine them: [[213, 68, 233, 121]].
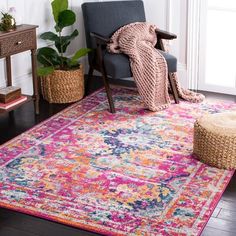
[[6, 56, 12, 86], [31, 49, 39, 115]]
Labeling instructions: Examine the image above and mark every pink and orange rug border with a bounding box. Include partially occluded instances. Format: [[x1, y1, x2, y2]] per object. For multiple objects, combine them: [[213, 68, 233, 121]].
[[0, 87, 235, 236]]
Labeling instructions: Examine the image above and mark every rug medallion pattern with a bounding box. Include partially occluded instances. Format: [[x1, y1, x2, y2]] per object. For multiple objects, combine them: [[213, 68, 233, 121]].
[[0, 88, 235, 235]]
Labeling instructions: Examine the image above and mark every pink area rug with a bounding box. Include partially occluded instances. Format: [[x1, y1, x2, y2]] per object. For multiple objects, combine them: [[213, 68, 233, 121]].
[[0, 88, 235, 235]]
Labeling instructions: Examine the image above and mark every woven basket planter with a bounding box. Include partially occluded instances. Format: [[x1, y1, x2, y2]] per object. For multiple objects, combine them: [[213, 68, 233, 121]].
[[193, 112, 236, 170], [41, 66, 84, 104]]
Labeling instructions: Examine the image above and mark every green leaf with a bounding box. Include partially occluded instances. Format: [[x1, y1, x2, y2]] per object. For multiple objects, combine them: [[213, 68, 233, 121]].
[[56, 10, 76, 32], [70, 48, 91, 65], [40, 31, 59, 41], [37, 47, 61, 67], [37, 66, 54, 76], [55, 40, 70, 54], [61, 57, 73, 68], [55, 29, 79, 53], [51, 0, 68, 23]]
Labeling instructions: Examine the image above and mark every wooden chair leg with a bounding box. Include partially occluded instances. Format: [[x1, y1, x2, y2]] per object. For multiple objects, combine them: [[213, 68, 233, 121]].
[[95, 42, 115, 113], [101, 73, 116, 113], [85, 66, 94, 96], [168, 73, 179, 104]]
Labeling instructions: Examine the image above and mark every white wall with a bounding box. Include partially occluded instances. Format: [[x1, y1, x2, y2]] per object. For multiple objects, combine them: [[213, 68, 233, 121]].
[[0, 0, 188, 95]]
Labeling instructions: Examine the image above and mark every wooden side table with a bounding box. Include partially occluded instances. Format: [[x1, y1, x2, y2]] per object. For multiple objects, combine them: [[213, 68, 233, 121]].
[[0, 24, 39, 114]]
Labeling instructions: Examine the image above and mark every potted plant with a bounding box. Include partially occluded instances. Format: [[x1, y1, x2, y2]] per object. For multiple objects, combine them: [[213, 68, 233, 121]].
[[37, 0, 90, 103]]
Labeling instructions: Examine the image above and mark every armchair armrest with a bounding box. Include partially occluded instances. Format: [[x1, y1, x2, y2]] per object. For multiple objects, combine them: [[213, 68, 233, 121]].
[[156, 29, 177, 40], [90, 32, 110, 45]]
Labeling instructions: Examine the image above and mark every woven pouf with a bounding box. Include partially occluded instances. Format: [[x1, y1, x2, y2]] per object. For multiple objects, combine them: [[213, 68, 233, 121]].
[[193, 112, 236, 170]]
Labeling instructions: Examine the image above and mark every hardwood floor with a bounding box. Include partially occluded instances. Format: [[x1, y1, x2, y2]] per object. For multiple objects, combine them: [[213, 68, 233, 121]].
[[0, 81, 235, 236]]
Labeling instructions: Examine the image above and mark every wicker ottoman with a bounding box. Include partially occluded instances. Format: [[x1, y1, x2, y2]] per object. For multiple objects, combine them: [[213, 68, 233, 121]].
[[193, 112, 236, 169]]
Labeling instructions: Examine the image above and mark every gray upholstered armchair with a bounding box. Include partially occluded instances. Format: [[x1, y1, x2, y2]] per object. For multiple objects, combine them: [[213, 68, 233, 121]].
[[82, 0, 179, 113]]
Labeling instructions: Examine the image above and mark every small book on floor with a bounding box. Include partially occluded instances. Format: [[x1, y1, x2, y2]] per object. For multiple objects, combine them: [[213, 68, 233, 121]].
[[0, 86, 21, 103], [0, 96, 27, 110]]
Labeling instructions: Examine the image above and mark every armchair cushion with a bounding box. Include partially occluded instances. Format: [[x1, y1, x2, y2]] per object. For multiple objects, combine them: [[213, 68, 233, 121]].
[[158, 50, 177, 73], [104, 49, 177, 79], [104, 52, 132, 79]]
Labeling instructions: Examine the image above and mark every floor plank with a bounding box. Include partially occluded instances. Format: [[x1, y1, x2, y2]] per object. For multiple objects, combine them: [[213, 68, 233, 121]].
[[217, 208, 236, 222], [216, 199, 236, 211], [202, 226, 236, 236], [206, 217, 236, 233], [211, 207, 221, 218], [0, 226, 38, 236]]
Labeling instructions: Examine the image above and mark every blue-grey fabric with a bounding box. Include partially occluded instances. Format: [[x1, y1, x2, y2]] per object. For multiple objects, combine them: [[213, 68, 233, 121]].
[[104, 49, 177, 79], [158, 50, 177, 73], [82, 0, 177, 79], [82, 1, 146, 48], [104, 52, 132, 79]]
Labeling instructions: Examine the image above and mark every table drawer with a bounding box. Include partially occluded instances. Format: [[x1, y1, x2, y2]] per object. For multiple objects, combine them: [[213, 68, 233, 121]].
[[0, 30, 36, 57]]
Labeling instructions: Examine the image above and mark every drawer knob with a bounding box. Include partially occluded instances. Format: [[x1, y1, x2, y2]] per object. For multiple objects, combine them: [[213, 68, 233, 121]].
[[16, 41, 22, 45]]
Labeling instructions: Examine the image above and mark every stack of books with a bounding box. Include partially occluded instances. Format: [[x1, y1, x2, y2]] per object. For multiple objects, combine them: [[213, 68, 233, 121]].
[[0, 86, 27, 110]]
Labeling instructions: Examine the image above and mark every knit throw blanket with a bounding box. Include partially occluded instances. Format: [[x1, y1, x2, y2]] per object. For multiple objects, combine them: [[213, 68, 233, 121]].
[[108, 22, 205, 111]]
